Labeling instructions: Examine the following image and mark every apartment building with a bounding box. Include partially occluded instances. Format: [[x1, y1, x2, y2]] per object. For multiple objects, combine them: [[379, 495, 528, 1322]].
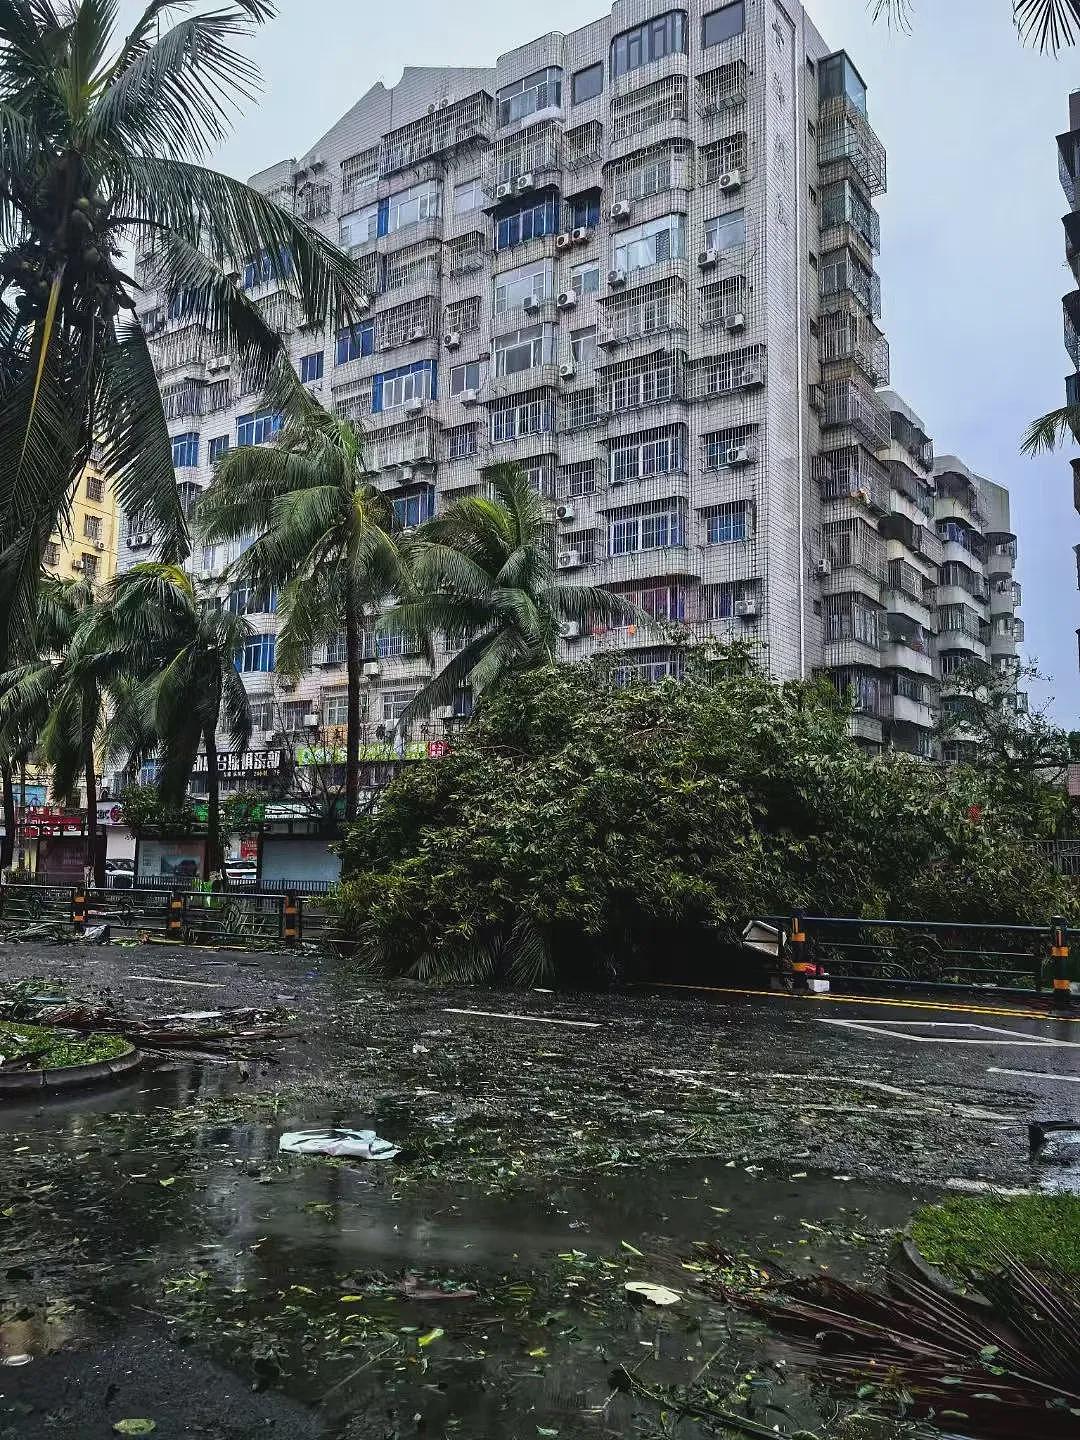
[[44, 460, 118, 589], [1059, 89, 1080, 669], [121, 0, 1015, 766]]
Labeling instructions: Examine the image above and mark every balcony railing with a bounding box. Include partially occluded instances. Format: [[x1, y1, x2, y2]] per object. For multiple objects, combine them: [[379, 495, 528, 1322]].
[[814, 444, 889, 513], [817, 94, 887, 197], [820, 377, 890, 449]]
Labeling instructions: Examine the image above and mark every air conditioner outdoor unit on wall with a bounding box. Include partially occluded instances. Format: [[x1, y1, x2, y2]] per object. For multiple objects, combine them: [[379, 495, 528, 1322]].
[[556, 503, 576, 522], [557, 550, 582, 570], [560, 620, 582, 639], [522, 294, 542, 312], [608, 268, 627, 287], [557, 290, 578, 309], [515, 172, 535, 192], [571, 227, 590, 244], [724, 312, 746, 333], [404, 396, 424, 414], [496, 182, 513, 200], [726, 445, 752, 466], [719, 170, 743, 191], [460, 388, 479, 405], [698, 249, 719, 269], [735, 598, 757, 618], [555, 232, 573, 251], [558, 363, 577, 380], [444, 330, 461, 349], [407, 325, 427, 342], [609, 200, 633, 221]]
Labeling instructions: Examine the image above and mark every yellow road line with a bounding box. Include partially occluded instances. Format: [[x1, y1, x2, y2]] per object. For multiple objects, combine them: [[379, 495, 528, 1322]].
[[645, 982, 1080, 1024]]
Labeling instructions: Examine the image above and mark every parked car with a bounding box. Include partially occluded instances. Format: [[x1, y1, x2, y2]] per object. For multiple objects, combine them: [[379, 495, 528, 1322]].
[[104, 858, 135, 889], [225, 860, 258, 885]]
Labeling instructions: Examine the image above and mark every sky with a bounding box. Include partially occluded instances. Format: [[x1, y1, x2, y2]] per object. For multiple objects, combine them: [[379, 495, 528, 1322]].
[[118, 0, 1079, 720]]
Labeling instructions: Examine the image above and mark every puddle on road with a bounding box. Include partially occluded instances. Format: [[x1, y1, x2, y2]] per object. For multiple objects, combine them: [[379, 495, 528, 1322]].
[[0, 1059, 925, 1439]]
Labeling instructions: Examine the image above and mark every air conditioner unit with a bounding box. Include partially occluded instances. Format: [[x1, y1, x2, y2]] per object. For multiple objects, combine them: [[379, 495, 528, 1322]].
[[555, 503, 575, 522], [522, 294, 542, 313], [496, 182, 514, 200], [439, 96, 451, 109], [610, 200, 633, 221], [460, 388, 479, 405], [94, 540, 106, 552], [407, 325, 427, 342], [555, 232, 574, 251], [515, 172, 535, 192], [558, 362, 577, 381], [400, 464, 415, 482], [719, 170, 743, 192], [598, 327, 621, 348], [444, 331, 461, 349], [404, 396, 425, 414], [607, 268, 627, 288], [739, 365, 764, 388], [735, 598, 757, 618], [71, 559, 84, 572], [207, 356, 230, 373], [130, 533, 151, 549], [725, 445, 752, 466], [303, 712, 319, 728], [698, 249, 719, 269], [560, 620, 582, 639], [724, 311, 746, 333], [815, 558, 832, 578], [571, 227, 590, 244], [556, 290, 578, 309], [362, 661, 381, 677], [557, 550, 582, 570]]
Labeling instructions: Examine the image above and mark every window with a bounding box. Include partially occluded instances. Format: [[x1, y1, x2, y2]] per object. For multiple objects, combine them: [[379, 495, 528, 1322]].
[[571, 328, 597, 370], [339, 203, 379, 249], [702, 2, 744, 48], [300, 351, 324, 383], [448, 424, 478, 460], [494, 323, 554, 376], [82, 514, 101, 541], [703, 425, 754, 469], [491, 396, 554, 442], [611, 429, 684, 483], [495, 194, 559, 251], [609, 355, 678, 411], [568, 193, 601, 229], [386, 181, 441, 233], [281, 700, 310, 733], [704, 502, 749, 544], [392, 490, 436, 528], [611, 11, 687, 79], [572, 62, 603, 105], [85, 475, 104, 502], [704, 209, 745, 252], [609, 501, 684, 555], [336, 322, 375, 365], [452, 688, 475, 719], [382, 689, 416, 722], [493, 260, 553, 315], [242, 248, 292, 290], [208, 435, 230, 465], [171, 432, 199, 467], [446, 296, 481, 335], [81, 552, 99, 581], [496, 67, 562, 127], [818, 51, 868, 116], [43, 542, 59, 567], [450, 360, 485, 396], [324, 633, 348, 666], [236, 634, 276, 673], [613, 649, 684, 686], [703, 583, 754, 621], [227, 586, 276, 615], [617, 583, 686, 622], [249, 699, 274, 731], [236, 410, 282, 447], [341, 146, 379, 199], [562, 266, 599, 312], [374, 361, 436, 412], [613, 213, 686, 275], [325, 693, 349, 727], [454, 178, 483, 215], [563, 461, 597, 497]]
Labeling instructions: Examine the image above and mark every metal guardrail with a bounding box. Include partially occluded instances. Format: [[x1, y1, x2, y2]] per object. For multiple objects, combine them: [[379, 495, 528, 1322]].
[[0, 881, 342, 951], [760, 912, 1074, 1008]]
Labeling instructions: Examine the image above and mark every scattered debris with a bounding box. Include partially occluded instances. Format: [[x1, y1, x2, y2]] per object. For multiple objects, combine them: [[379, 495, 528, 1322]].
[[1, 1354, 32, 1366], [113, 1422, 157, 1436], [279, 1128, 400, 1161], [443, 1008, 601, 1029], [624, 1281, 681, 1306]]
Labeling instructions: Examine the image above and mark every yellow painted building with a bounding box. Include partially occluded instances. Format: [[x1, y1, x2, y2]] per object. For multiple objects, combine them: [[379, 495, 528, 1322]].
[[42, 462, 118, 588]]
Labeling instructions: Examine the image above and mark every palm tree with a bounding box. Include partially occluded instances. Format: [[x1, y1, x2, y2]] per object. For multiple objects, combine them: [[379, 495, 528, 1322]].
[[197, 374, 407, 820], [873, 1, 1080, 49], [382, 464, 638, 722], [0, 0, 370, 675], [0, 577, 120, 882], [103, 564, 253, 877]]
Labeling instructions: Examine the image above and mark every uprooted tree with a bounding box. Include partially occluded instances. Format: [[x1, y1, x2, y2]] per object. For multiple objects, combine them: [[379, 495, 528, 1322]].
[[334, 653, 1073, 986]]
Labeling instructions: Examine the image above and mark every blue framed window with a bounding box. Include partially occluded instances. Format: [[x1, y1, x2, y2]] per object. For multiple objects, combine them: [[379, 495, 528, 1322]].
[[495, 194, 559, 251], [242, 247, 293, 290], [336, 322, 375, 365], [236, 410, 283, 447], [208, 435, 230, 465], [300, 351, 325, 383], [228, 586, 276, 616], [568, 194, 601, 230], [236, 634, 276, 673], [392, 490, 436, 529], [171, 432, 199, 467], [372, 360, 436, 414], [705, 503, 748, 544], [611, 11, 687, 80]]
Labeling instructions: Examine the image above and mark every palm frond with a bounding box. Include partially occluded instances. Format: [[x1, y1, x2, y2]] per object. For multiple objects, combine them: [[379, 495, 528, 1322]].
[[1015, 0, 1080, 51], [1021, 403, 1080, 455]]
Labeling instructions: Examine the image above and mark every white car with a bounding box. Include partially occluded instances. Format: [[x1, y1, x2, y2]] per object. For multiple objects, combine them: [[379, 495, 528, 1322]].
[[224, 861, 258, 885]]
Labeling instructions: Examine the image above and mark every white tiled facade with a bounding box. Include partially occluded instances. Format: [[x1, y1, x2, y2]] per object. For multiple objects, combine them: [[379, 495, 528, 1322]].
[[123, 0, 1016, 759]]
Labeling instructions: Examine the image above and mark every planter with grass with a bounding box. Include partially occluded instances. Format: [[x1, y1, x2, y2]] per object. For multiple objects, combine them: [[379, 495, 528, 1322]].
[[0, 1020, 140, 1093], [893, 1193, 1080, 1305]]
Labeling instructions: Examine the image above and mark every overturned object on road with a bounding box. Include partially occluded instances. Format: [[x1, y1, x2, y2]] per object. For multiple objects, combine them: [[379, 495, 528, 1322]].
[[279, 1128, 400, 1161]]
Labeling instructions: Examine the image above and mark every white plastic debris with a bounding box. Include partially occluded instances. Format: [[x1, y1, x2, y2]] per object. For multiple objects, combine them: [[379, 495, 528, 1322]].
[[278, 1128, 400, 1161], [624, 1282, 681, 1307]]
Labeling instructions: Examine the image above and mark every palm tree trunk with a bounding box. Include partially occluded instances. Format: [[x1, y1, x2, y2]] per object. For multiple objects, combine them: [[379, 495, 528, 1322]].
[[83, 745, 103, 886], [345, 583, 362, 822], [1, 759, 14, 870], [205, 728, 223, 881]]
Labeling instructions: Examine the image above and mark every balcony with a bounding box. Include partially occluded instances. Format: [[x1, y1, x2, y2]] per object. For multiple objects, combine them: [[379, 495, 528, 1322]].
[[1058, 125, 1080, 206], [985, 531, 1017, 575], [379, 91, 495, 178], [818, 308, 890, 387], [820, 250, 881, 318], [881, 629, 934, 678], [990, 577, 1021, 614], [819, 377, 890, 450], [1065, 290, 1080, 369], [600, 546, 698, 585], [1066, 210, 1080, 280], [814, 445, 889, 514], [889, 691, 935, 731], [886, 460, 934, 518], [485, 363, 560, 401], [818, 94, 887, 197]]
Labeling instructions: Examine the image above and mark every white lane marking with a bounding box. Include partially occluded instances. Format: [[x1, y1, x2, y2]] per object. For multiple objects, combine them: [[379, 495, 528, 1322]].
[[987, 1067, 1080, 1085], [817, 1018, 1080, 1047], [443, 1008, 600, 1029]]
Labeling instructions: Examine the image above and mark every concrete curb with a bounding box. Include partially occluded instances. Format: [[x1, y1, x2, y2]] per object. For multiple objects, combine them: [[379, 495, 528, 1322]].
[[889, 1232, 991, 1309], [0, 1043, 141, 1095]]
